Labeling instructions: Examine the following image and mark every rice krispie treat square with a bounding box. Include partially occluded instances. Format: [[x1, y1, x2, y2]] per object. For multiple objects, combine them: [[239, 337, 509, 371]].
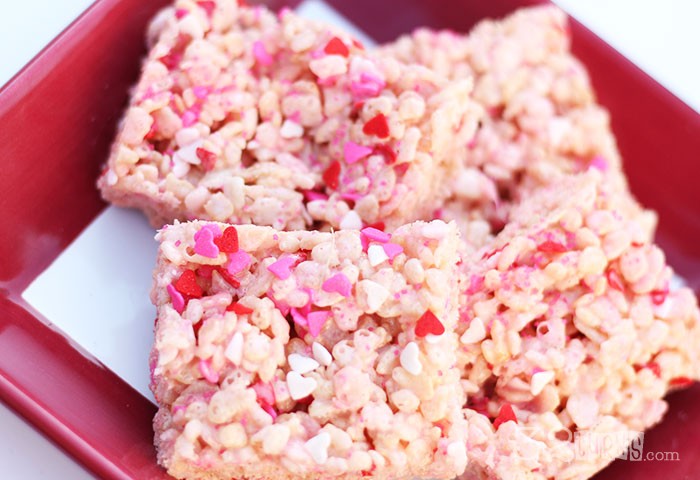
[[150, 219, 470, 479], [98, 0, 479, 232], [380, 6, 629, 247], [455, 171, 700, 479]]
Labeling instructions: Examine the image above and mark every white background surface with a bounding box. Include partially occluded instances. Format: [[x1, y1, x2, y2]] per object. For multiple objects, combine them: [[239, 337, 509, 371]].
[[1, 1, 699, 479]]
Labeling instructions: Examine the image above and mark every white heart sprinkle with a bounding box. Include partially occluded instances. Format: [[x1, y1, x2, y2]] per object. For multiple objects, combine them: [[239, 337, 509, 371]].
[[359, 280, 390, 313], [288, 353, 320, 374], [400, 342, 422, 376], [422, 220, 449, 239], [280, 119, 304, 139], [286, 371, 317, 400], [224, 332, 244, 365], [530, 370, 555, 396], [460, 317, 486, 344], [312, 342, 333, 367], [304, 431, 331, 465], [339, 210, 362, 230], [367, 244, 389, 266]]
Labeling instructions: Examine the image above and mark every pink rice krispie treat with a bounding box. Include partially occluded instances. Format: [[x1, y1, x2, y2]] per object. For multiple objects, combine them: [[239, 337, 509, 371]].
[[150, 219, 471, 479], [380, 6, 628, 247], [455, 171, 700, 479], [98, 0, 479, 231]]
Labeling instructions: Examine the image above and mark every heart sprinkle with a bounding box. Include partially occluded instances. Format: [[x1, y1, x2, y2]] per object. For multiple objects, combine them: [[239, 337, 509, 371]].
[[195, 147, 217, 171], [214, 226, 239, 253], [343, 141, 373, 164], [253, 40, 273, 66], [312, 342, 333, 366], [324, 37, 349, 57], [167, 284, 186, 314], [193, 226, 220, 258], [198, 359, 219, 383], [322, 160, 341, 190], [174, 270, 203, 298], [400, 342, 422, 375], [307, 311, 330, 337], [361, 227, 391, 243], [367, 244, 389, 266], [537, 240, 567, 253], [286, 371, 317, 400], [226, 302, 253, 315], [493, 403, 518, 429], [267, 256, 296, 280], [459, 317, 486, 344], [304, 432, 331, 465], [227, 250, 251, 275], [382, 242, 403, 261], [288, 353, 320, 374], [322, 273, 352, 297], [362, 113, 390, 138], [415, 310, 445, 338]]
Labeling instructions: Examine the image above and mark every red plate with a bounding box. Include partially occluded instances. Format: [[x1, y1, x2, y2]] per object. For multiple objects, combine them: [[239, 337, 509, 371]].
[[1, 0, 698, 478]]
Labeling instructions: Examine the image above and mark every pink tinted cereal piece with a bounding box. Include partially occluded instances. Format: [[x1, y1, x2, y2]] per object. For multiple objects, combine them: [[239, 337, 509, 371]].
[[227, 250, 251, 275], [536, 240, 567, 253], [343, 141, 373, 164], [322, 273, 352, 297], [151, 220, 468, 480], [181, 110, 198, 127], [193, 226, 220, 258], [306, 311, 330, 338], [195, 147, 217, 171], [382, 242, 404, 260], [267, 256, 295, 280], [167, 284, 185, 314], [350, 73, 386, 99], [590, 155, 609, 171], [252, 40, 273, 66], [196, 1, 216, 17], [361, 227, 391, 243]]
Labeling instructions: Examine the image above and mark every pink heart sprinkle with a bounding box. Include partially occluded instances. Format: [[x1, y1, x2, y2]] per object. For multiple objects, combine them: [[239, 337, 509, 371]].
[[167, 283, 185, 314], [270, 292, 291, 316], [322, 273, 352, 297], [267, 256, 296, 280], [290, 308, 308, 327], [182, 110, 199, 127], [194, 226, 220, 258], [382, 242, 403, 260], [253, 40, 273, 66], [192, 85, 209, 99], [344, 141, 373, 164], [198, 359, 219, 383], [350, 73, 386, 99], [227, 250, 251, 275], [361, 227, 391, 243], [252, 382, 275, 405], [307, 311, 330, 337], [590, 155, 608, 172]]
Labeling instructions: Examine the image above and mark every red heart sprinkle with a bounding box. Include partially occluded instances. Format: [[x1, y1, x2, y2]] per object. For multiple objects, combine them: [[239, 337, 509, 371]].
[[217, 267, 241, 288], [394, 162, 410, 177], [650, 289, 668, 306], [363, 114, 390, 138], [537, 240, 567, 253], [646, 361, 662, 378], [227, 302, 254, 315], [214, 226, 239, 253], [352, 39, 364, 50], [322, 161, 341, 190], [365, 221, 385, 231], [174, 270, 203, 298], [196, 1, 216, 16], [669, 376, 694, 387], [324, 37, 349, 57], [373, 144, 396, 164], [196, 147, 217, 171], [415, 310, 445, 337], [493, 403, 517, 429]]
